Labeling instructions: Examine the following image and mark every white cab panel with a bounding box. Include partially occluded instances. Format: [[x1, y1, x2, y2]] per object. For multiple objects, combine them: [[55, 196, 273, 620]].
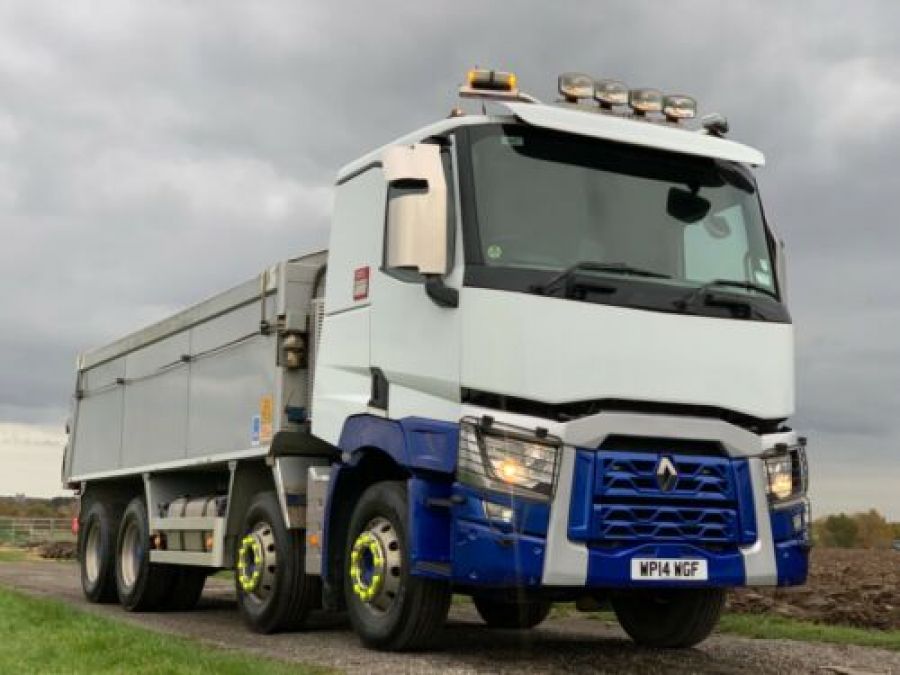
[[322, 169, 385, 315], [311, 166, 384, 445], [461, 288, 793, 420]]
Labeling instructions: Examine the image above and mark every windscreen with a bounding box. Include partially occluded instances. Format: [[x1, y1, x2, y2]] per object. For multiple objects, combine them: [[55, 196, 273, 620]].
[[466, 125, 777, 295]]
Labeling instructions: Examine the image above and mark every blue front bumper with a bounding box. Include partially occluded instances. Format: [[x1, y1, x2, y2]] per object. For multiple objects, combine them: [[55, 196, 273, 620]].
[[445, 448, 809, 590]]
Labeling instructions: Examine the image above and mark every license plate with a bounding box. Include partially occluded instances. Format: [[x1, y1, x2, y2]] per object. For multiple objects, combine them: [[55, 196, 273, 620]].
[[630, 558, 708, 581]]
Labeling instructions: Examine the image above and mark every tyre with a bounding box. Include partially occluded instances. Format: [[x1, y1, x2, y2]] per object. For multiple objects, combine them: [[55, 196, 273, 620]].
[[79, 499, 121, 603], [344, 481, 451, 651], [611, 588, 726, 648], [473, 596, 551, 629], [235, 491, 319, 633], [161, 567, 207, 611], [115, 497, 175, 611]]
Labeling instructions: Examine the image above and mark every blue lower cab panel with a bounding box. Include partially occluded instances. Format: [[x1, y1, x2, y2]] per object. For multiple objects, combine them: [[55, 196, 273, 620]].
[[452, 520, 545, 587], [586, 542, 746, 588], [770, 501, 810, 586], [448, 484, 550, 587], [775, 540, 809, 586]]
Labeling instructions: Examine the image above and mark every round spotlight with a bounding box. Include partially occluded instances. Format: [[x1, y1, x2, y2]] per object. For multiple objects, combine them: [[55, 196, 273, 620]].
[[628, 88, 664, 116], [558, 72, 594, 102]]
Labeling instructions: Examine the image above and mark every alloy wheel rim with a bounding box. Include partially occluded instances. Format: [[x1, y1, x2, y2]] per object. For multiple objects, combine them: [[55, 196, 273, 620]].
[[84, 521, 101, 584], [119, 519, 142, 590], [237, 521, 277, 602], [349, 516, 402, 613]]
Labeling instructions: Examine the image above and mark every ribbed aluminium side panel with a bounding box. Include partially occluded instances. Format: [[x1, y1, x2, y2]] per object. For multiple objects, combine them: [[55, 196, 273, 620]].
[[308, 298, 325, 418]]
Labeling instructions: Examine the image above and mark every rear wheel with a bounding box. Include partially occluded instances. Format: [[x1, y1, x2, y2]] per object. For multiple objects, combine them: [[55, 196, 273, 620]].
[[473, 596, 552, 629], [115, 497, 174, 611], [344, 481, 451, 651], [235, 491, 319, 633], [612, 588, 726, 648], [79, 500, 120, 603]]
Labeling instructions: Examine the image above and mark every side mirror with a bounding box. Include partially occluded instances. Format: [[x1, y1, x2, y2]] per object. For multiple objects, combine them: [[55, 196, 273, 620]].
[[382, 144, 448, 276]]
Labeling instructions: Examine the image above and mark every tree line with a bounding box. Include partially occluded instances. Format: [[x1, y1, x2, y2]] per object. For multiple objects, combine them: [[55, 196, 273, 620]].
[[813, 509, 900, 549], [0, 496, 75, 518]]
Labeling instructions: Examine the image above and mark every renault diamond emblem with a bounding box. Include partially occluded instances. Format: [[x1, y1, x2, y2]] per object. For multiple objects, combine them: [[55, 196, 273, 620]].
[[656, 457, 678, 492]]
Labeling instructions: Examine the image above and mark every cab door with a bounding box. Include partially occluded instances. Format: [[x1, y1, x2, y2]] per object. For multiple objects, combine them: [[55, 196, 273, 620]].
[[370, 140, 463, 423]]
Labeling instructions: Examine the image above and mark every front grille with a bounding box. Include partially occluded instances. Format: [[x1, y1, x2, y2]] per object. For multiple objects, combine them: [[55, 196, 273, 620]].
[[584, 451, 745, 547], [599, 454, 736, 503], [596, 504, 738, 544]]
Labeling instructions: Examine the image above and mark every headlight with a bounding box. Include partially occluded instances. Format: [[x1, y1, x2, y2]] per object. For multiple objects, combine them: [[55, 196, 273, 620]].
[[764, 444, 808, 503], [458, 418, 561, 500]]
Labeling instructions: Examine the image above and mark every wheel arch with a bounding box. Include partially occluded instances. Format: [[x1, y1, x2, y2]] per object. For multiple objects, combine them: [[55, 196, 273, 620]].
[[79, 478, 143, 523]]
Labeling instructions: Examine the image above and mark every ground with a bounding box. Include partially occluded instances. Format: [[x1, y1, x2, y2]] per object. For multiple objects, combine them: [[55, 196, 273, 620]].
[[730, 548, 899, 630], [0, 554, 898, 674]]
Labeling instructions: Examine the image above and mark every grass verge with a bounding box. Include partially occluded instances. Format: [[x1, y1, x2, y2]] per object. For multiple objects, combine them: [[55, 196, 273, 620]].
[[717, 613, 900, 652], [0, 548, 28, 563], [0, 587, 333, 674], [580, 608, 900, 651]]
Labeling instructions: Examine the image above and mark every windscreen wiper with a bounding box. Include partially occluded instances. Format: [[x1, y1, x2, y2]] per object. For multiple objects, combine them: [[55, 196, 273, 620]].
[[533, 261, 672, 296], [676, 278, 778, 312]]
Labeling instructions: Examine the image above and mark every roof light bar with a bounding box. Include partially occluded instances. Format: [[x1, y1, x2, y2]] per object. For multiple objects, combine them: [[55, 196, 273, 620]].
[[558, 72, 594, 102], [663, 95, 697, 122], [593, 79, 629, 108], [628, 88, 664, 115]]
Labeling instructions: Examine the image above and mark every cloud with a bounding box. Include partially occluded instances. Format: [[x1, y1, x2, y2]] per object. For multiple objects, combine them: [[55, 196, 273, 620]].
[[0, 423, 66, 497], [0, 1, 896, 517]]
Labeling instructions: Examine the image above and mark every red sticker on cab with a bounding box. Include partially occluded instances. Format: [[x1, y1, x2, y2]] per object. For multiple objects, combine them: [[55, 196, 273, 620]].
[[353, 266, 370, 301]]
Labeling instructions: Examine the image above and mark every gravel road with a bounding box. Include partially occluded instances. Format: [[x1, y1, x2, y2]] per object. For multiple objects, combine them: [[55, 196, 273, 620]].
[[1, 561, 897, 674]]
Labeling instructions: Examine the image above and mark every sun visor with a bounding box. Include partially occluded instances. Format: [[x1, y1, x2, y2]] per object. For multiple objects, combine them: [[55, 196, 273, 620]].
[[504, 102, 765, 166]]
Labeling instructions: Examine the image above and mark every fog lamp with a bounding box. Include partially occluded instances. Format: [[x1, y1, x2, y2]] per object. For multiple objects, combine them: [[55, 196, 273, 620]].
[[483, 501, 514, 524], [558, 72, 594, 102]]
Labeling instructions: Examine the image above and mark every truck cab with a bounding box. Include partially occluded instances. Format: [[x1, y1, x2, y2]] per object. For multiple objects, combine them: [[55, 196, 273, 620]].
[[311, 70, 809, 648]]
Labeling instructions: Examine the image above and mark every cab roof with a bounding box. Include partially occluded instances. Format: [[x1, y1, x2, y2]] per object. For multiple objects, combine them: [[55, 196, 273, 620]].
[[336, 101, 765, 183]]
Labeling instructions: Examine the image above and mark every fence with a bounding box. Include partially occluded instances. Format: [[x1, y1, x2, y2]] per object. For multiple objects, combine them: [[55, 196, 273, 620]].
[[0, 518, 76, 547]]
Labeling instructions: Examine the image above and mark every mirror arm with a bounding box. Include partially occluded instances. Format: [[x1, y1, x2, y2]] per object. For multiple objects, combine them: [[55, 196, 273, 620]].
[[424, 275, 459, 308]]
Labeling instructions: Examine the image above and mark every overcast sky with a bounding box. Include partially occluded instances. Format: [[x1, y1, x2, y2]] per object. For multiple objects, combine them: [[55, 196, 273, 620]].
[[0, 1, 897, 518]]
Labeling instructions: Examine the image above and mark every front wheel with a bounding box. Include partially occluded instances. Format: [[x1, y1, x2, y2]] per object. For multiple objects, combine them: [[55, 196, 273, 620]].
[[473, 596, 552, 629], [344, 481, 451, 651], [611, 588, 726, 648]]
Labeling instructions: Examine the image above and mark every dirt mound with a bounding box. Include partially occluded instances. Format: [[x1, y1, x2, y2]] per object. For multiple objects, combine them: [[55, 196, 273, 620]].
[[728, 548, 899, 630], [37, 541, 76, 560]]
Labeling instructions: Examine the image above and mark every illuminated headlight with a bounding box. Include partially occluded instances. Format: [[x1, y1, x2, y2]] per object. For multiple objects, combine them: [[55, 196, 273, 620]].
[[458, 418, 560, 500], [764, 444, 808, 503], [558, 72, 594, 102]]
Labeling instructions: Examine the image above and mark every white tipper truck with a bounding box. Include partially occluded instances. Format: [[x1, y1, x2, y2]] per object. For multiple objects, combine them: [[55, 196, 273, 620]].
[[63, 70, 810, 651]]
